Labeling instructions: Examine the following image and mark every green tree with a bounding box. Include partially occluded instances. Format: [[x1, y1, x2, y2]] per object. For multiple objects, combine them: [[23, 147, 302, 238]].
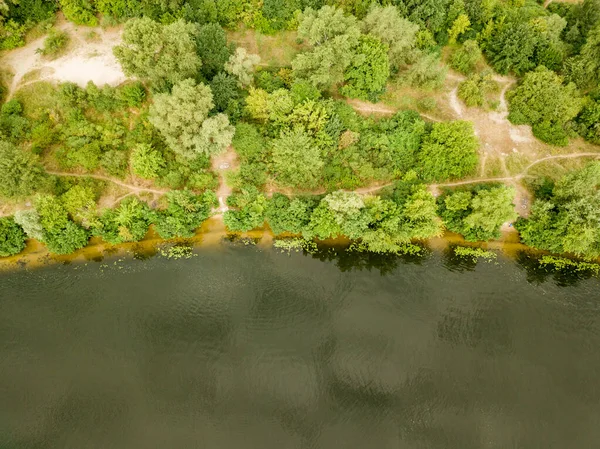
[[130, 144, 166, 179], [195, 23, 232, 80], [0, 141, 46, 198], [361, 5, 419, 71], [154, 190, 216, 238], [113, 18, 201, 87], [458, 71, 498, 107], [402, 53, 447, 90], [516, 162, 600, 258], [35, 194, 89, 254], [450, 39, 482, 74], [149, 79, 233, 159], [93, 197, 153, 244], [441, 186, 517, 241], [292, 6, 361, 89], [507, 66, 583, 145], [418, 121, 479, 181], [341, 34, 390, 101], [265, 193, 314, 235], [224, 186, 267, 232], [271, 128, 324, 189], [0, 216, 26, 257], [448, 13, 470, 44], [60, 0, 97, 26]]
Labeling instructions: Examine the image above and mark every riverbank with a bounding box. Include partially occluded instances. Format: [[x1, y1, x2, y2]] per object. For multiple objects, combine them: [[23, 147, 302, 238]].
[[0, 215, 561, 273]]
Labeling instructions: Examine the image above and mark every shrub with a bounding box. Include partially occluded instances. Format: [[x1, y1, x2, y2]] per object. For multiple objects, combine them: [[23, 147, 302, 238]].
[[36, 28, 69, 58]]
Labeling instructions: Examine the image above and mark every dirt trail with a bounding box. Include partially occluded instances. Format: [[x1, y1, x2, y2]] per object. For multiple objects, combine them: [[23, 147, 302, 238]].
[[211, 146, 239, 215], [1, 18, 125, 99], [46, 171, 168, 195]]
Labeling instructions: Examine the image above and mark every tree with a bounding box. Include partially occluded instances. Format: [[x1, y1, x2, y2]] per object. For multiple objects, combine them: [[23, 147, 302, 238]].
[[441, 186, 517, 241], [0, 216, 26, 256], [292, 6, 361, 89], [13, 209, 44, 241], [223, 186, 267, 232], [418, 121, 479, 181], [450, 39, 481, 74], [0, 141, 46, 198], [271, 128, 324, 189], [224, 47, 260, 87], [60, 0, 97, 26], [458, 71, 498, 107], [93, 198, 153, 244], [448, 13, 470, 44], [210, 72, 242, 114], [402, 53, 447, 90], [266, 193, 314, 235], [154, 190, 216, 239], [150, 79, 234, 159], [341, 35, 390, 101], [578, 22, 600, 88], [507, 66, 583, 145], [361, 5, 419, 71], [516, 162, 600, 258], [195, 23, 232, 80], [113, 18, 201, 87], [34, 194, 89, 254], [482, 20, 538, 75], [130, 144, 166, 179]]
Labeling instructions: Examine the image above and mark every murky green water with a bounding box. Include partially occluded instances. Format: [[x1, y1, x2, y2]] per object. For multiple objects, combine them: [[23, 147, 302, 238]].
[[1, 246, 600, 448]]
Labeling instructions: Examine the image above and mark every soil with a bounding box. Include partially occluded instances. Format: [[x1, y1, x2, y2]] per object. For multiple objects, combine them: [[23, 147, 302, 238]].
[[211, 146, 240, 216], [1, 18, 125, 99]]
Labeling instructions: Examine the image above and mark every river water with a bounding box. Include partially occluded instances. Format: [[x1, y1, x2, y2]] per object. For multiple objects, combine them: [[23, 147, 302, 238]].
[[1, 246, 599, 448]]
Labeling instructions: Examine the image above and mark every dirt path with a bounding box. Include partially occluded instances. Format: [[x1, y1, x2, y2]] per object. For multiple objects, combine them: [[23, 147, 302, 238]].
[[46, 171, 169, 195], [210, 146, 239, 215]]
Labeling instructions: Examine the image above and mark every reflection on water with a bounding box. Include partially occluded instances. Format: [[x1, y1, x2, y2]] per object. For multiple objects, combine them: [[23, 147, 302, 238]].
[[1, 247, 600, 448]]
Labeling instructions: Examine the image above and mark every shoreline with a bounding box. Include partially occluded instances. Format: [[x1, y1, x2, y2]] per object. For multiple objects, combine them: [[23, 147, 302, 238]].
[[0, 216, 560, 273]]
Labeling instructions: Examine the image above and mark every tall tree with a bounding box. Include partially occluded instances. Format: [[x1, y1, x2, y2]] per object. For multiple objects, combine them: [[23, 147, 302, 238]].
[[0, 141, 46, 198], [113, 18, 201, 87]]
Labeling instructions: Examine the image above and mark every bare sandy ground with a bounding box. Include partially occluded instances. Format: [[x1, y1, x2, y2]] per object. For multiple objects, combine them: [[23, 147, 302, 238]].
[[1, 19, 125, 98]]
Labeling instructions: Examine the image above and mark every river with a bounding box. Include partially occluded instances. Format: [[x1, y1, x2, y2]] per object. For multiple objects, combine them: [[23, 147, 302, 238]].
[[1, 245, 599, 448]]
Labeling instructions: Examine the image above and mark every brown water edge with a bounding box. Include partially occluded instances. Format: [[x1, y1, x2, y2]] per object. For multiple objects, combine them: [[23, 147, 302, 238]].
[[0, 216, 561, 272]]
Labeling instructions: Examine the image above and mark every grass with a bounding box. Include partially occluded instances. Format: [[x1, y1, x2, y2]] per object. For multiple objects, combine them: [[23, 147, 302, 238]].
[[505, 152, 532, 176], [227, 28, 304, 67], [483, 156, 504, 178], [15, 81, 60, 119]]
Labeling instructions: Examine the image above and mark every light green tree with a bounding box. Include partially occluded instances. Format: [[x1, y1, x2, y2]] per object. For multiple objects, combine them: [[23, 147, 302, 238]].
[[292, 6, 361, 89], [448, 13, 470, 44], [271, 128, 324, 189], [149, 79, 232, 159], [224, 47, 261, 87], [0, 141, 46, 198], [130, 144, 166, 179], [113, 18, 201, 87], [361, 5, 419, 71]]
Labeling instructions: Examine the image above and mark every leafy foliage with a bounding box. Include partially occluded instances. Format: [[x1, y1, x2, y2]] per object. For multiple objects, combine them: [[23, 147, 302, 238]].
[[516, 163, 600, 259], [93, 197, 153, 244], [440, 185, 517, 241], [0, 217, 26, 257], [341, 35, 390, 101], [0, 141, 47, 198], [113, 18, 201, 88], [418, 121, 478, 181], [507, 66, 582, 145], [154, 190, 216, 239], [450, 39, 482, 74]]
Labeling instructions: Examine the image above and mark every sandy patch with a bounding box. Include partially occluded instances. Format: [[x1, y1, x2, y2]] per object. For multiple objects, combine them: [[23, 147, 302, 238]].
[[1, 19, 126, 98]]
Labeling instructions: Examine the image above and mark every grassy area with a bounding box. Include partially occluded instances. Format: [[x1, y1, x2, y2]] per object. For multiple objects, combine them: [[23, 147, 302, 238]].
[[227, 28, 305, 67], [15, 81, 61, 119]]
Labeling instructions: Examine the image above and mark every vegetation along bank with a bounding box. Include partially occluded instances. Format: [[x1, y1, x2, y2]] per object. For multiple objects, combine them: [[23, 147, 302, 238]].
[[0, 0, 599, 265]]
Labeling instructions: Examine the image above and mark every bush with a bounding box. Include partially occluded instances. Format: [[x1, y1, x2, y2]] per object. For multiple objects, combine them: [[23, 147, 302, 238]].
[[450, 40, 482, 74], [418, 121, 479, 181], [36, 28, 69, 58], [60, 0, 98, 26], [0, 217, 27, 257], [118, 82, 146, 107]]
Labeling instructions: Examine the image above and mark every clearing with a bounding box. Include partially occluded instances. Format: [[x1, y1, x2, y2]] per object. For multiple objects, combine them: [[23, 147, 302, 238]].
[[1, 18, 125, 99]]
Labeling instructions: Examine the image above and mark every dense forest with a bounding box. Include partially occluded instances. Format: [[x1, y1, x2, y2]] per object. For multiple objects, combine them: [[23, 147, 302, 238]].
[[0, 0, 599, 260]]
